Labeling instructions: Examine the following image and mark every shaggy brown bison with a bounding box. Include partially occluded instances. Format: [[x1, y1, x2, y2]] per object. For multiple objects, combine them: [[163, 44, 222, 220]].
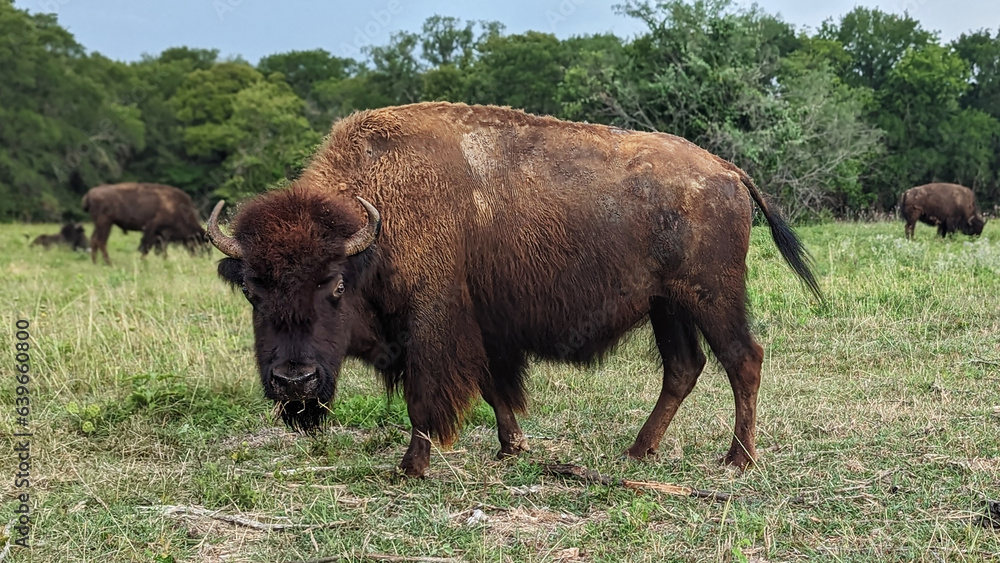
[[82, 183, 208, 265], [900, 183, 986, 239], [31, 222, 87, 251], [208, 102, 822, 477]]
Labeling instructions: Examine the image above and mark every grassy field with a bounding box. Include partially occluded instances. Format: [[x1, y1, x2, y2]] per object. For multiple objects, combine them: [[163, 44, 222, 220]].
[[1, 219, 998, 562]]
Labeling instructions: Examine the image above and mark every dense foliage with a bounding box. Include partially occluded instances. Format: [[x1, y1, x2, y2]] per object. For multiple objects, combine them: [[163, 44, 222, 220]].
[[2, 0, 998, 221]]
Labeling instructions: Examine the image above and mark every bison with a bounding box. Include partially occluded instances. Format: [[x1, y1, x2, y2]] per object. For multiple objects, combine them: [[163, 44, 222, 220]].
[[207, 102, 822, 477], [82, 182, 209, 265], [31, 222, 88, 251], [900, 183, 986, 239]]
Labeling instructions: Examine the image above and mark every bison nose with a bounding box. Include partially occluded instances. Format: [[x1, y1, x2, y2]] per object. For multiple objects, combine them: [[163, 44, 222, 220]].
[[271, 363, 319, 385]]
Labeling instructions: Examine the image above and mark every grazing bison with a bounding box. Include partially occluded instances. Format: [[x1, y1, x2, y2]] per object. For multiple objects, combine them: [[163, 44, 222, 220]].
[[31, 222, 88, 251], [82, 182, 208, 265], [900, 183, 986, 239], [208, 102, 822, 477]]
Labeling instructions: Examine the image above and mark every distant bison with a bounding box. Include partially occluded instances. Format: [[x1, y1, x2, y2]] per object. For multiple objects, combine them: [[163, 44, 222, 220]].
[[81, 183, 208, 265], [207, 102, 821, 477], [31, 222, 87, 251], [900, 183, 986, 239]]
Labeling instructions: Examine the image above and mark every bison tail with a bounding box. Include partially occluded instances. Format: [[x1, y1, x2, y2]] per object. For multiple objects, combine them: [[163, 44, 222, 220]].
[[81, 193, 90, 212], [740, 172, 823, 302]]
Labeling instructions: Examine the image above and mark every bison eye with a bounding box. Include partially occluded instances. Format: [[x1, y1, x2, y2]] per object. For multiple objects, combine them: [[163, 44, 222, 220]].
[[333, 279, 346, 297], [240, 283, 251, 301]]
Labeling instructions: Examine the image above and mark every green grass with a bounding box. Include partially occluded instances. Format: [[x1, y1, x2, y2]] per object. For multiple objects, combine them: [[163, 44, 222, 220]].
[[1, 221, 999, 562]]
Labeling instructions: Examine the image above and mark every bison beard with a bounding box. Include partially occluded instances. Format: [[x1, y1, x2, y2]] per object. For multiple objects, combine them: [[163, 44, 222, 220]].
[[208, 102, 822, 478], [274, 399, 332, 433]]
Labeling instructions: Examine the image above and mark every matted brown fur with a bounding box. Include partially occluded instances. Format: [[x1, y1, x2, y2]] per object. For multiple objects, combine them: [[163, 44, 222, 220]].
[[213, 102, 821, 477], [900, 182, 986, 239], [82, 182, 208, 265]]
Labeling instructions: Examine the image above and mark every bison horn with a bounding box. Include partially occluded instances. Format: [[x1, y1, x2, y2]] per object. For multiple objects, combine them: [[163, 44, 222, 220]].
[[344, 196, 381, 256], [207, 200, 244, 259]]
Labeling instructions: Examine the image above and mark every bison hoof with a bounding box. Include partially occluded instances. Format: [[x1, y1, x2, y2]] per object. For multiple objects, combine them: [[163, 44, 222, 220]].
[[496, 432, 529, 460], [398, 454, 429, 478], [398, 463, 427, 478], [624, 445, 656, 460], [720, 450, 756, 471], [496, 444, 528, 461]]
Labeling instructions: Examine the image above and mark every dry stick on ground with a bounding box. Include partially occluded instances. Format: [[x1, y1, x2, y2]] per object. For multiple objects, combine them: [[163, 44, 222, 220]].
[[143, 505, 345, 531], [286, 555, 463, 563], [541, 463, 733, 503]]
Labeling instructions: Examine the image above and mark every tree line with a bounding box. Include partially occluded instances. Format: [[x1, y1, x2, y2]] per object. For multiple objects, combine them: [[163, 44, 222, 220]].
[[2, 0, 998, 222]]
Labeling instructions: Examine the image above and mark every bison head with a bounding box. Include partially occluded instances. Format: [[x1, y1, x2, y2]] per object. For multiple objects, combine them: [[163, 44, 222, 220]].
[[208, 188, 380, 431], [62, 222, 88, 251], [963, 213, 986, 237]]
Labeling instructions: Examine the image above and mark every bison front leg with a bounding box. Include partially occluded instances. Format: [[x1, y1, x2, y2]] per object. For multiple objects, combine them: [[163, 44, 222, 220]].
[[481, 385, 529, 459], [400, 414, 433, 478], [398, 306, 488, 477], [482, 350, 529, 459], [91, 220, 113, 265]]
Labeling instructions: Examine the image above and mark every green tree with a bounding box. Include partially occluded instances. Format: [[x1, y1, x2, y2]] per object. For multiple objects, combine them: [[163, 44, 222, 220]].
[[365, 32, 424, 104], [953, 29, 1000, 118], [873, 44, 984, 205], [420, 15, 476, 67], [562, 0, 880, 218], [125, 47, 220, 193], [215, 79, 322, 201], [0, 1, 144, 220], [818, 7, 935, 90], [257, 49, 354, 100], [462, 31, 569, 115], [171, 62, 263, 159], [937, 108, 1000, 196], [257, 49, 358, 129]]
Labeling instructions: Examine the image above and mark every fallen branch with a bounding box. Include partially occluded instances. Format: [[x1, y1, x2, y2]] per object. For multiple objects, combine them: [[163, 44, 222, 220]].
[[542, 463, 617, 486], [287, 555, 463, 563], [142, 505, 345, 531], [540, 463, 732, 503]]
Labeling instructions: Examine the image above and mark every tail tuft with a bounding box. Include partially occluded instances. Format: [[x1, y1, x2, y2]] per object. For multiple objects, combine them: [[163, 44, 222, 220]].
[[740, 172, 823, 302]]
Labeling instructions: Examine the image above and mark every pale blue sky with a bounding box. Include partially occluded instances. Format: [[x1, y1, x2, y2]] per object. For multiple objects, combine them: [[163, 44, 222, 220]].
[[13, 0, 1000, 63]]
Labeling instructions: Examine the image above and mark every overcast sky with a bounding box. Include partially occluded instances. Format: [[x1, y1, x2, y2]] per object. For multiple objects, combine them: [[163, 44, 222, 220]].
[[13, 0, 1000, 63]]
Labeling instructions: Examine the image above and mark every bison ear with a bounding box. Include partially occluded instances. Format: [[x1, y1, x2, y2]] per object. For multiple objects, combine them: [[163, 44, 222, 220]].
[[217, 257, 244, 288]]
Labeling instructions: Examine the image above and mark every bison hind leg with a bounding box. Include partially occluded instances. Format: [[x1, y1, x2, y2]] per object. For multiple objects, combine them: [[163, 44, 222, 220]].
[[626, 299, 705, 460], [691, 296, 763, 470], [481, 348, 530, 459]]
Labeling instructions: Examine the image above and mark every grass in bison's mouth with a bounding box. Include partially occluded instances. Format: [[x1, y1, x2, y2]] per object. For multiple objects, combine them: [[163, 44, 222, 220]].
[[273, 398, 334, 432], [2, 222, 999, 561]]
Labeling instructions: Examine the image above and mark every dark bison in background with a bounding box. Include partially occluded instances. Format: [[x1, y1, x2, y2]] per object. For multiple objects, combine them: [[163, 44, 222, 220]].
[[207, 102, 822, 477], [82, 182, 209, 265], [31, 222, 87, 251], [900, 183, 986, 239]]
